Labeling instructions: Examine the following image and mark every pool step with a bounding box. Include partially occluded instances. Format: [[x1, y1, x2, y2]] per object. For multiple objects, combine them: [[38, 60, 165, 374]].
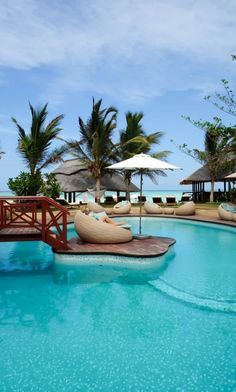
[[149, 278, 236, 314]]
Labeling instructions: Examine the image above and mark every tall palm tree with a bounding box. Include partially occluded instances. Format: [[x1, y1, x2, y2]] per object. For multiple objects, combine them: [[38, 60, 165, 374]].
[[181, 118, 236, 202], [62, 98, 118, 202], [119, 112, 171, 200], [12, 103, 65, 176]]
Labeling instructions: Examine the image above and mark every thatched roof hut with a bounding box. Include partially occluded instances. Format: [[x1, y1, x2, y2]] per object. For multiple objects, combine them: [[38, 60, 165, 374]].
[[180, 165, 236, 202], [52, 159, 139, 202]]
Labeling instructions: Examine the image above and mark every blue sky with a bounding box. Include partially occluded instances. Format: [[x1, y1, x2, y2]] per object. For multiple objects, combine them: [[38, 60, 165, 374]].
[[0, 0, 235, 191]]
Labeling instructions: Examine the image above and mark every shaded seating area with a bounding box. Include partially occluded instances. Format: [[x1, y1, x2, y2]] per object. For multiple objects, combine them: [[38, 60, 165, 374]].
[[143, 201, 163, 214], [175, 201, 195, 216], [113, 201, 131, 214], [74, 211, 132, 244], [218, 203, 236, 221]]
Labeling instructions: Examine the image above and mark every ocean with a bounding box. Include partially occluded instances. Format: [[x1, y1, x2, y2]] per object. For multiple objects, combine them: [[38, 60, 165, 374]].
[[0, 189, 191, 203]]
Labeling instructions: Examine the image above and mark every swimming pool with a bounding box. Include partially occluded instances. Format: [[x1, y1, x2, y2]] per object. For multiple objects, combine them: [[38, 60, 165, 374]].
[[0, 218, 235, 391]]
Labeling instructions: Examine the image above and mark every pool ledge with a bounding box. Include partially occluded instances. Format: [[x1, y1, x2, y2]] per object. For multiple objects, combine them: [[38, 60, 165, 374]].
[[53, 236, 176, 258]]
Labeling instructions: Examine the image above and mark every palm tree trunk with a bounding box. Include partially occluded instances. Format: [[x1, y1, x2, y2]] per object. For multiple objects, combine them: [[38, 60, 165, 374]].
[[96, 177, 101, 204], [210, 177, 215, 202], [125, 173, 131, 201]]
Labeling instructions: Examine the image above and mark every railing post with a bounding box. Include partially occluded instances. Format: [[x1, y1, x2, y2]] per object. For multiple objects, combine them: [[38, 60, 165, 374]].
[[41, 199, 46, 242], [0, 200, 3, 229]]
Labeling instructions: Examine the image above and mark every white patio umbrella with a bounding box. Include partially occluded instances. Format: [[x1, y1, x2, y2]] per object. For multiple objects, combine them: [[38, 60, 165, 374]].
[[107, 153, 181, 237]]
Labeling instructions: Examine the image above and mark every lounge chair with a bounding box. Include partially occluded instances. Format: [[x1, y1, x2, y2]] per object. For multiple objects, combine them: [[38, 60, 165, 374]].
[[56, 198, 80, 209], [175, 201, 195, 216], [74, 211, 132, 244], [143, 201, 163, 214], [180, 194, 192, 202], [104, 196, 115, 204], [152, 197, 163, 204], [113, 200, 131, 214], [117, 196, 126, 202], [87, 202, 106, 213], [218, 203, 236, 221], [166, 196, 177, 205], [138, 195, 146, 202]]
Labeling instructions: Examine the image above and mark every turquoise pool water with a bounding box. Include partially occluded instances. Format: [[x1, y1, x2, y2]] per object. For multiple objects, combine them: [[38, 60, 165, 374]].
[[0, 218, 235, 391]]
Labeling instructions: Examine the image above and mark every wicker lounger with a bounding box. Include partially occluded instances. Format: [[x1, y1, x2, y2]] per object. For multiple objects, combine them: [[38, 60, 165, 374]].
[[74, 211, 132, 244]]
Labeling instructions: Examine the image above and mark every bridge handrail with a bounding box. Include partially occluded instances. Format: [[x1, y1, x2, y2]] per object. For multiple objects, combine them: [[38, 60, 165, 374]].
[[0, 196, 69, 215]]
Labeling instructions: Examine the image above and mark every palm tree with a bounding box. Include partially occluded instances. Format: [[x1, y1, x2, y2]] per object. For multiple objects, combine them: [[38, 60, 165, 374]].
[[12, 102, 65, 176], [62, 98, 118, 202], [119, 112, 171, 200], [181, 118, 236, 202]]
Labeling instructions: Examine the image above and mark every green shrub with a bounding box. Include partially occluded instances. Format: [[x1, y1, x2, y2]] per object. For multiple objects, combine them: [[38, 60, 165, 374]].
[[41, 173, 61, 200], [8, 171, 43, 196]]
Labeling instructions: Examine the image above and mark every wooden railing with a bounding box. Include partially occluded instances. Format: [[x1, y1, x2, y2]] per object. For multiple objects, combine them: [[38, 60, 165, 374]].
[[0, 196, 70, 250]]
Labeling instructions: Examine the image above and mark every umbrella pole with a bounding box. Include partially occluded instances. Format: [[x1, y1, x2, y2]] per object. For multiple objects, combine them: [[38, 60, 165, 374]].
[[139, 171, 143, 235]]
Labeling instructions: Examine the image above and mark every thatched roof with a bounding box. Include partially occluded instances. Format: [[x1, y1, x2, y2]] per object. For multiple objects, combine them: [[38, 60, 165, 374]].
[[180, 165, 236, 185], [52, 159, 139, 192]]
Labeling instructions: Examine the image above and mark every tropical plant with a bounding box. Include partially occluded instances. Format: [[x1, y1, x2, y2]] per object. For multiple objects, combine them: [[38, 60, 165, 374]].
[[118, 111, 171, 200], [41, 173, 61, 199], [179, 118, 235, 202], [60, 98, 118, 202], [8, 171, 43, 196], [12, 103, 65, 177]]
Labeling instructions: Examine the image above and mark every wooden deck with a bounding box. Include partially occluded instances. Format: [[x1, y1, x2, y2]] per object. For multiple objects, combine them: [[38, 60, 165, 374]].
[[0, 227, 41, 242], [54, 236, 176, 257]]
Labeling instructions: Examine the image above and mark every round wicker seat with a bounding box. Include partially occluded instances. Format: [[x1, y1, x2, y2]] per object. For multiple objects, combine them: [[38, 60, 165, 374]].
[[143, 201, 163, 214], [113, 201, 131, 214], [218, 204, 236, 221], [175, 201, 195, 216], [87, 202, 106, 213], [74, 211, 132, 244]]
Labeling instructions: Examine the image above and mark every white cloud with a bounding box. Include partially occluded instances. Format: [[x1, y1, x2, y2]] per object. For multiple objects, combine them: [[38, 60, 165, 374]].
[[0, 0, 235, 101]]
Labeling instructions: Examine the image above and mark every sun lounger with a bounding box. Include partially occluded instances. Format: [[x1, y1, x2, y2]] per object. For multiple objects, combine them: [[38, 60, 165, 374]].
[[56, 198, 80, 209], [152, 197, 163, 204], [104, 196, 115, 204], [138, 196, 146, 202], [166, 196, 177, 205]]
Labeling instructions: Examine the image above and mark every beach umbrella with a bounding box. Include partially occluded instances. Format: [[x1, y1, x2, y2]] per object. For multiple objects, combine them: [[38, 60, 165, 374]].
[[107, 153, 181, 237]]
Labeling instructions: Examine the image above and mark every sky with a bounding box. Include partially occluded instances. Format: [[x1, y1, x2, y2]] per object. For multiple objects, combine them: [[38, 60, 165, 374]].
[[0, 0, 235, 192]]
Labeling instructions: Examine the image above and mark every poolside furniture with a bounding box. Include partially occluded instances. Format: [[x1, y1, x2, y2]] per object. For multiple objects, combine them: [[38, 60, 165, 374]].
[[74, 211, 132, 244], [218, 203, 236, 221], [152, 197, 163, 204], [87, 202, 106, 213], [163, 207, 174, 215], [138, 195, 146, 202], [117, 196, 127, 202], [175, 201, 195, 216], [104, 196, 115, 204], [166, 196, 177, 205], [180, 194, 191, 202], [113, 200, 131, 214], [143, 201, 163, 214], [56, 198, 80, 209]]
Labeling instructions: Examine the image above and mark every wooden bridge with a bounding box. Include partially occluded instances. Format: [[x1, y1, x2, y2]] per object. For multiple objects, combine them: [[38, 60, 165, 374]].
[[0, 196, 70, 250]]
